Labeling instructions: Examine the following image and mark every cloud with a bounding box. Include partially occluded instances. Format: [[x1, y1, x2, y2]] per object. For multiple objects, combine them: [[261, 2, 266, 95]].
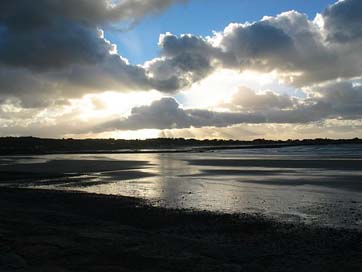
[[0, 56, 160, 107], [0, 0, 187, 107], [221, 86, 295, 111], [100, 97, 191, 130], [1, 0, 362, 107], [160, 120, 362, 140], [0, 0, 187, 70], [306, 79, 362, 119], [96, 97, 303, 131], [98, 78, 362, 131], [323, 0, 362, 42], [146, 1, 362, 89], [1, 0, 362, 138], [0, 0, 186, 29], [2, 80, 361, 138], [144, 33, 226, 90]]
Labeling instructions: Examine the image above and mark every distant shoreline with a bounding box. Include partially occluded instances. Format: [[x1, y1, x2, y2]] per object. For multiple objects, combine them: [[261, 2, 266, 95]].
[[0, 136, 361, 155]]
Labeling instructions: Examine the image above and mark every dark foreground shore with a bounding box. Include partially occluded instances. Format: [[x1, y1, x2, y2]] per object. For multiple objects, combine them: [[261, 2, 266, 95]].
[[1, 188, 362, 272]]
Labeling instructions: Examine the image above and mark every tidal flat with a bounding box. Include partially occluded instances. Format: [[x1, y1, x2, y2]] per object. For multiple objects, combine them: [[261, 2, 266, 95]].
[[1, 187, 362, 272], [1, 144, 362, 271]]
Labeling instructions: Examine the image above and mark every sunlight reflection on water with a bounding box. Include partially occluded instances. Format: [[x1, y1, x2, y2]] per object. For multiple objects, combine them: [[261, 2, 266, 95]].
[[3, 144, 362, 229]]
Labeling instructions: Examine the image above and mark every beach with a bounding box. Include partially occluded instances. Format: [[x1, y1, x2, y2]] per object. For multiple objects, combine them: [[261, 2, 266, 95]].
[[1, 145, 362, 229], [1, 144, 362, 271], [1, 187, 362, 272]]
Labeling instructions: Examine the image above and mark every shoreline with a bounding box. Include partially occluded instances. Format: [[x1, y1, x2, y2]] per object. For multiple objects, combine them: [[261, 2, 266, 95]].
[[1, 187, 362, 271], [1, 141, 361, 156]]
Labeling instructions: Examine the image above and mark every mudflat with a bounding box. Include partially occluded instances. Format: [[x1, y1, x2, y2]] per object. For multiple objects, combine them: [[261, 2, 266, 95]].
[[188, 158, 362, 171], [1, 188, 362, 272]]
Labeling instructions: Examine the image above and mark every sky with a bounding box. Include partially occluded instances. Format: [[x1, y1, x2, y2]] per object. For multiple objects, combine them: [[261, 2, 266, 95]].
[[0, 0, 361, 140], [108, 0, 336, 64]]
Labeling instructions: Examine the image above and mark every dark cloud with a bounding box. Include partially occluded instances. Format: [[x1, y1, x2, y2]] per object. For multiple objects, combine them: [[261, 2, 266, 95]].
[[324, 0, 362, 42], [0, 54, 188, 108], [96, 97, 310, 131], [0, 0, 186, 70], [0, 0, 186, 29], [0, 21, 111, 71], [0, 0, 187, 106], [145, 33, 227, 89], [308, 80, 362, 119], [221, 21, 295, 65], [96, 98, 262, 130]]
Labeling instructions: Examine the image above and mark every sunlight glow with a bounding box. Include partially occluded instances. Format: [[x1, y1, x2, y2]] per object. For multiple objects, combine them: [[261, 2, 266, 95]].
[[73, 91, 163, 122], [65, 129, 161, 140], [178, 69, 283, 110]]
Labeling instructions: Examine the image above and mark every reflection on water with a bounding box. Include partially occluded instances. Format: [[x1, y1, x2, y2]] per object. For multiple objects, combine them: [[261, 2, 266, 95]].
[[1, 144, 362, 229]]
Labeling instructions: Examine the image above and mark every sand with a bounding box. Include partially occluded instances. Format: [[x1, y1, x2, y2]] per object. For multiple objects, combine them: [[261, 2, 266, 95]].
[[1, 187, 362, 272], [1, 154, 362, 229], [0, 159, 152, 186], [188, 158, 362, 171]]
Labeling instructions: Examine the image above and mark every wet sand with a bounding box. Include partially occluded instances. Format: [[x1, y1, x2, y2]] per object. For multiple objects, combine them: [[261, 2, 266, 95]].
[[1, 149, 362, 229], [0, 159, 154, 187], [0, 159, 149, 177], [1, 145, 362, 271], [188, 158, 362, 171], [1, 187, 362, 272]]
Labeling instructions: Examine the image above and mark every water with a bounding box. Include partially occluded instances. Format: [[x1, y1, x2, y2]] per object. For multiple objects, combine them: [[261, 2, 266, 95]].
[[1, 144, 362, 229]]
